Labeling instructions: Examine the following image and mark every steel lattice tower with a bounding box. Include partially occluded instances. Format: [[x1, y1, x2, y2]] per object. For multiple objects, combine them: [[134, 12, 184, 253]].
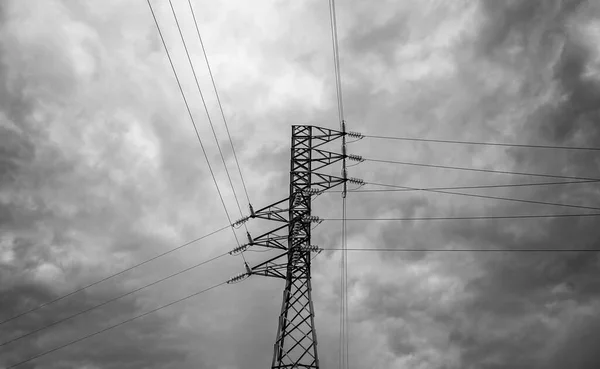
[[228, 125, 363, 369]]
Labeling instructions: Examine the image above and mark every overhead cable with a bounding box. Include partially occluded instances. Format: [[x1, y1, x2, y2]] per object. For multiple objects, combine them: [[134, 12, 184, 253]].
[[323, 248, 600, 252], [328, 0, 348, 366], [325, 179, 600, 193], [0, 224, 229, 326], [364, 134, 600, 151], [364, 181, 600, 211], [186, 0, 252, 205], [0, 251, 228, 347], [5, 281, 227, 368], [164, 0, 247, 250], [366, 158, 600, 181], [321, 214, 600, 221]]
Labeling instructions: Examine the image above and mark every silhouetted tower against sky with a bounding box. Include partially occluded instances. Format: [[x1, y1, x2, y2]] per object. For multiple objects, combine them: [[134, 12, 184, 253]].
[[228, 125, 363, 368]]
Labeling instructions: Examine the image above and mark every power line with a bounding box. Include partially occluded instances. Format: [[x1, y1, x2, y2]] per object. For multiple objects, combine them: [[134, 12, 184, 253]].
[[366, 158, 600, 181], [338, 196, 348, 369], [326, 179, 600, 193], [337, 218, 345, 369], [167, 0, 247, 226], [325, 180, 600, 211], [363, 134, 600, 151], [328, 0, 348, 366], [163, 0, 247, 250], [186, 0, 251, 205], [328, 247, 600, 252], [329, 0, 344, 126], [0, 251, 228, 347], [322, 213, 600, 221], [343, 201, 349, 369], [0, 224, 229, 326], [365, 181, 600, 211], [5, 281, 227, 369]]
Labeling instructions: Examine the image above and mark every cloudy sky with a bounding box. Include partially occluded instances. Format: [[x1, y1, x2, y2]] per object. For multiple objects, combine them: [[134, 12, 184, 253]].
[[2, 0, 600, 368]]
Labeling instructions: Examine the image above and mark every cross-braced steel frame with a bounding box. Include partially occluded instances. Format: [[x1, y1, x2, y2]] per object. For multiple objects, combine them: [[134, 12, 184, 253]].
[[271, 125, 320, 369], [228, 125, 363, 369]]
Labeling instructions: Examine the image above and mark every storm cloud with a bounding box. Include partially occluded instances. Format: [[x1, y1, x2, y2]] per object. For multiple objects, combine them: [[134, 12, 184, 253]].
[[2, 0, 600, 368]]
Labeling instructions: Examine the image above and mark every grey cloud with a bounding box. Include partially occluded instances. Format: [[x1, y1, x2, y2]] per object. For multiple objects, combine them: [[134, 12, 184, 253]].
[[476, 0, 554, 56], [0, 282, 193, 368], [0, 1, 220, 367], [476, 0, 599, 145], [331, 1, 600, 368], [543, 313, 600, 369], [0, 126, 35, 190], [537, 35, 600, 143], [4, 0, 600, 368], [386, 322, 416, 357], [347, 12, 410, 66]]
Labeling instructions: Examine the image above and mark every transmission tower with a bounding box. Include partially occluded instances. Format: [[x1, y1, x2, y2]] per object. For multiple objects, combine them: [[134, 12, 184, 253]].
[[228, 125, 363, 368]]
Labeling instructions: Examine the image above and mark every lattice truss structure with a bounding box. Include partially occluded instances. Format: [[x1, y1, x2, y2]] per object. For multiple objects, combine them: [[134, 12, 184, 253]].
[[228, 125, 363, 369]]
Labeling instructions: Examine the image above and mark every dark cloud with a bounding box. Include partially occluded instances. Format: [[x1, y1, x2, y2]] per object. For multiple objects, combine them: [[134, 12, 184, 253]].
[[538, 34, 600, 143], [475, 0, 600, 145], [323, 1, 600, 367], [544, 313, 600, 369], [0, 1, 220, 367], [3, 0, 600, 368], [0, 126, 34, 190], [477, 0, 550, 56], [435, 2, 600, 366], [0, 280, 194, 368]]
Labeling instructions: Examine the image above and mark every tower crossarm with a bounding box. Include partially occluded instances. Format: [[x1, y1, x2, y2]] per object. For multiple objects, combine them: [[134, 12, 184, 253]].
[[308, 125, 363, 149], [309, 173, 346, 191], [250, 197, 289, 223], [310, 149, 345, 171], [247, 252, 289, 279], [232, 198, 289, 227], [309, 125, 344, 149], [247, 223, 289, 251]]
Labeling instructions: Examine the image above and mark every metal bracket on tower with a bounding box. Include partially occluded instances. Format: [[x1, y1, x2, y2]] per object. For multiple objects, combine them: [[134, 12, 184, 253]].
[[310, 149, 346, 171], [249, 198, 289, 223], [252, 224, 289, 250], [229, 224, 290, 255], [247, 251, 289, 279], [232, 198, 289, 227]]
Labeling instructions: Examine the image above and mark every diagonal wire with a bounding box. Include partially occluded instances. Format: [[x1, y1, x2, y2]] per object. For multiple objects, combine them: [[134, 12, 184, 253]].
[[365, 181, 600, 211], [5, 281, 227, 369], [186, 0, 251, 205], [0, 224, 229, 326], [0, 251, 228, 347], [324, 179, 600, 193], [164, 0, 248, 253], [363, 134, 600, 151], [329, 1, 344, 125], [365, 158, 600, 181], [323, 248, 600, 252], [328, 0, 348, 367], [167, 0, 247, 227], [321, 213, 600, 221]]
